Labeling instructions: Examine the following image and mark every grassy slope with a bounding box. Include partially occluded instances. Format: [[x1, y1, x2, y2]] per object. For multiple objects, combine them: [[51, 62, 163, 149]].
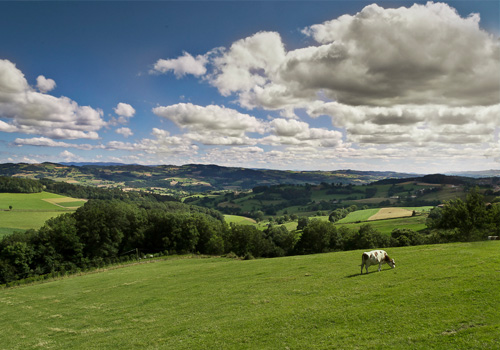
[[1, 242, 499, 350], [336, 215, 428, 235], [0, 192, 81, 237], [224, 214, 257, 225], [0, 192, 72, 211], [337, 208, 380, 223]]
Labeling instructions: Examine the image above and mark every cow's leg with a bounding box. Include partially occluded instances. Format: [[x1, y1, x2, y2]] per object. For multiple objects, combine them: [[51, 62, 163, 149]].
[[360, 263, 364, 274], [378, 263, 382, 272]]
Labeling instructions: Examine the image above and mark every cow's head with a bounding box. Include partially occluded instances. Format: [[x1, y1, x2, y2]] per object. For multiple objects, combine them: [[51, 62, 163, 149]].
[[385, 254, 396, 268], [388, 258, 396, 269]]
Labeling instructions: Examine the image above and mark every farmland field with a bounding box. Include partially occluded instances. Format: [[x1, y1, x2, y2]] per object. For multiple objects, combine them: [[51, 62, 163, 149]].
[[0, 192, 83, 237], [368, 207, 414, 220], [224, 214, 257, 225], [1, 242, 498, 349], [336, 215, 428, 235], [337, 208, 380, 223], [337, 206, 432, 224]]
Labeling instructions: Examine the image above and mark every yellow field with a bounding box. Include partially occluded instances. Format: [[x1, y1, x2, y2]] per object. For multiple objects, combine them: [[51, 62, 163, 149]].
[[368, 207, 413, 221]]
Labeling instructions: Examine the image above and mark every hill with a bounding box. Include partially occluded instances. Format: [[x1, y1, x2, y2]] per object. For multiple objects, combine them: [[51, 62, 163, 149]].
[[0, 162, 418, 191], [1, 242, 498, 349], [185, 177, 484, 218]]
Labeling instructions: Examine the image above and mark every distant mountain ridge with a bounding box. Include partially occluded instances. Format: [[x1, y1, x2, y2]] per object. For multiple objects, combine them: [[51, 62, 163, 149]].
[[446, 170, 500, 178], [0, 162, 421, 190]]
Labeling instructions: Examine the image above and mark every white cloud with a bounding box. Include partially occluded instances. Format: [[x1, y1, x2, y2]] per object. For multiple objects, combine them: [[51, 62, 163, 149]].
[[152, 103, 266, 137], [13, 137, 93, 150], [152, 51, 208, 78], [295, 2, 500, 107], [115, 127, 133, 138], [154, 2, 499, 152], [140, 2, 500, 170], [209, 31, 286, 97], [113, 102, 136, 118], [59, 150, 83, 162], [36, 75, 56, 93], [0, 59, 105, 139], [264, 118, 344, 148], [104, 131, 197, 157], [309, 102, 500, 145]]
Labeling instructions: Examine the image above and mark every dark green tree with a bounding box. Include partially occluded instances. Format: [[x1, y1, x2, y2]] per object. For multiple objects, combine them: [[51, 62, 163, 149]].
[[296, 220, 339, 254]]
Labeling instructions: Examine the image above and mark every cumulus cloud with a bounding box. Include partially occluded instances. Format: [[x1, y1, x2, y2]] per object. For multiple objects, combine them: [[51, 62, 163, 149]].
[[104, 128, 197, 158], [297, 2, 499, 107], [154, 2, 499, 152], [152, 103, 266, 138], [115, 127, 133, 138], [59, 150, 82, 162], [209, 31, 286, 97], [264, 118, 344, 148], [152, 51, 208, 78], [36, 75, 56, 93], [309, 103, 500, 145], [13, 137, 93, 150], [114, 103, 136, 118], [0, 59, 105, 139]]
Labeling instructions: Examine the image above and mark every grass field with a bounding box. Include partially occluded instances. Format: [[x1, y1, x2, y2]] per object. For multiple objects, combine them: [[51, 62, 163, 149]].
[[337, 208, 380, 223], [337, 206, 432, 225], [224, 214, 257, 225], [336, 215, 428, 235], [0, 192, 74, 211], [369, 207, 414, 220], [0, 242, 498, 349], [0, 192, 83, 237]]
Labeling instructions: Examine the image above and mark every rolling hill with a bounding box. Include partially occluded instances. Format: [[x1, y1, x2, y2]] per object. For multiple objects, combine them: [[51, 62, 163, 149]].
[[0, 162, 419, 191], [1, 242, 498, 349]]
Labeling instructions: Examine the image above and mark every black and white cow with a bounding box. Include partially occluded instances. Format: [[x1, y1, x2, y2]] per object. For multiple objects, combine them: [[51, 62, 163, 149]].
[[360, 250, 395, 274]]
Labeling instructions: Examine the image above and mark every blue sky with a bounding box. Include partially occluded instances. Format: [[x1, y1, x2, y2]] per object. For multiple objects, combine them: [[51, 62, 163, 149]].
[[0, 1, 499, 173]]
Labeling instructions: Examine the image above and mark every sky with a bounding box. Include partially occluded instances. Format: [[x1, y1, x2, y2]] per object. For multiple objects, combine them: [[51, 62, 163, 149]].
[[0, 1, 499, 173]]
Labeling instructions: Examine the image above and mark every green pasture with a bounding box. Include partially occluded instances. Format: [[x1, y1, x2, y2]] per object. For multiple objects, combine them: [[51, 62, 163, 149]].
[[419, 187, 466, 202], [337, 206, 431, 225], [0, 192, 81, 237], [1, 242, 498, 349], [336, 215, 429, 235], [0, 192, 71, 211], [224, 214, 257, 225], [0, 211, 69, 236], [337, 208, 380, 223]]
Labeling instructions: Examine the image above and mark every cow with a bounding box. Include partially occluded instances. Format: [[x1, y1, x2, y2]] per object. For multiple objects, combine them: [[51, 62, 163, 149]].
[[360, 250, 395, 274]]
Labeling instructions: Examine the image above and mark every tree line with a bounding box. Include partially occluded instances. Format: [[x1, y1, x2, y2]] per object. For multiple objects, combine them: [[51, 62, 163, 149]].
[[0, 176, 44, 193]]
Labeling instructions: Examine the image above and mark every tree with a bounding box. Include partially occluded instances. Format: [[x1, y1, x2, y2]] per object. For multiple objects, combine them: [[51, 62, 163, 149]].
[[343, 224, 389, 251], [34, 213, 82, 272], [435, 187, 489, 241], [297, 217, 310, 231], [0, 231, 36, 283], [226, 225, 272, 258], [296, 220, 339, 254], [73, 200, 131, 258], [391, 228, 425, 247], [265, 225, 297, 257]]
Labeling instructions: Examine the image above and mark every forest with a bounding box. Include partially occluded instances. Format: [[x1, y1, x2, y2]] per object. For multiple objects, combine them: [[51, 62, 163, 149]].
[[0, 176, 44, 193]]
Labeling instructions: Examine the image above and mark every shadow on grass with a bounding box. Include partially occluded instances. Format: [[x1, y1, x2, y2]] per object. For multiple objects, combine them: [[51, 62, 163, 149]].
[[345, 268, 392, 278]]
